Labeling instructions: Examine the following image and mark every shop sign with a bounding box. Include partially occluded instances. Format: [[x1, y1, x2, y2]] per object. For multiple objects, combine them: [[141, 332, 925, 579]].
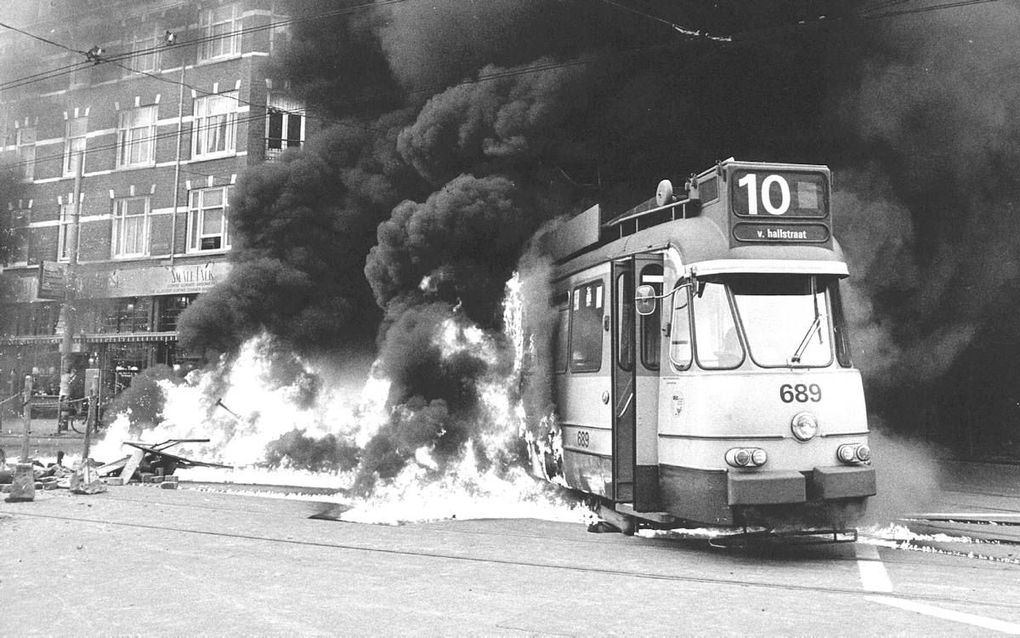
[[79, 261, 230, 298], [37, 262, 67, 300]]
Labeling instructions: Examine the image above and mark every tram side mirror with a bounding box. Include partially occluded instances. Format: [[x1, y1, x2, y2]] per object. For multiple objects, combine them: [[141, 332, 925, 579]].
[[635, 284, 657, 316]]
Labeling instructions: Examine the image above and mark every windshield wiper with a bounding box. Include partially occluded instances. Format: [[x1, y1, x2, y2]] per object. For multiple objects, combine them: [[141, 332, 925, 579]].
[[790, 276, 821, 364]]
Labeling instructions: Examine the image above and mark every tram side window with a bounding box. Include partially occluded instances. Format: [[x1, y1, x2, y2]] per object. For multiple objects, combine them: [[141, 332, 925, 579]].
[[553, 306, 569, 374], [570, 281, 604, 372], [694, 282, 744, 369], [669, 284, 693, 370], [640, 265, 663, 370]]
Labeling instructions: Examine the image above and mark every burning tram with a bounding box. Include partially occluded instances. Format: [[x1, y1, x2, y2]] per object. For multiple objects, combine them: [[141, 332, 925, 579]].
[[532, 159, 875, 538]]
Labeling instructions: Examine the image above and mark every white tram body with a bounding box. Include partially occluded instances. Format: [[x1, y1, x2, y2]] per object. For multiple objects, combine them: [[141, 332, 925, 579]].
[[539, 159, 875, 532]]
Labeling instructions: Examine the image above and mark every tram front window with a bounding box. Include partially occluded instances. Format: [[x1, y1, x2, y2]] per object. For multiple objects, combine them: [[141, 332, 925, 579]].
[[692, 282, 744, 369], [728, 275, 834, 367]]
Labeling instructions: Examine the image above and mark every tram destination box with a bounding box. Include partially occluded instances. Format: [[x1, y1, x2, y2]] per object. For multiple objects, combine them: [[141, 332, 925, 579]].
[[726, 165, 833, 250]]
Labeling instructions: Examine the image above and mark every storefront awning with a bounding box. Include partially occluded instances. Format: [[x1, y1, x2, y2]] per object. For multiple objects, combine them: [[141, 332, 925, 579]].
[[0, 332, 179, 346], [83, 331, 179, 344]]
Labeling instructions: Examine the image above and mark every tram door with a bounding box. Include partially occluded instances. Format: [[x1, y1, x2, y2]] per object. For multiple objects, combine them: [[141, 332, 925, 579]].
[[612, 255, 664, 508], [612, 260, 636, 502]]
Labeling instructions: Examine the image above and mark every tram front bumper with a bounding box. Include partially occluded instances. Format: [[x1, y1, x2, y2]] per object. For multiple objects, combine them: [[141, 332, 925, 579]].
[[811, 465, 876, 500], [727, 465, 876, 506], [728, 470, 805, 505]]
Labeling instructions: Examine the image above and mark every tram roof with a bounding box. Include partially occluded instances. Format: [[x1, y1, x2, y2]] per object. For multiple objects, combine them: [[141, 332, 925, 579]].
[[553, 214, 848, 281], [551, 158, 849, 281]]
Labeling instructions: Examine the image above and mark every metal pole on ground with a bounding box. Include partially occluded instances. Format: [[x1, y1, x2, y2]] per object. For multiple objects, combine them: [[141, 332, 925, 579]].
[[20, 374, 32, 462], [70, 386, 104, 495], [7, 375, 35, 502]]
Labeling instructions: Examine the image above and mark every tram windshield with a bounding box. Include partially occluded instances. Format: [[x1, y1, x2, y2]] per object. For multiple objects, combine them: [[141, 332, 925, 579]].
[[726, 274, 834, 367]]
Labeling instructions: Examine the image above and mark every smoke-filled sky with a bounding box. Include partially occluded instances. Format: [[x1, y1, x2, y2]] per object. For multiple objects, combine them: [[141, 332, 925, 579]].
[[175, 0, 1020, 467], [5, 0, 1020, 470]]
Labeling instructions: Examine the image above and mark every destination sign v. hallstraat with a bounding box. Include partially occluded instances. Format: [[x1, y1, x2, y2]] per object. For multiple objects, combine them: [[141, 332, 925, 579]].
[[732, 222, 831, 243], [728, 169, 832, 248]]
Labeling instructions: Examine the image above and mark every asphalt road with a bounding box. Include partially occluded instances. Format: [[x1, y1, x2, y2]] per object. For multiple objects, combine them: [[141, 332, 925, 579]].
[[2, 486, 1019, 636]]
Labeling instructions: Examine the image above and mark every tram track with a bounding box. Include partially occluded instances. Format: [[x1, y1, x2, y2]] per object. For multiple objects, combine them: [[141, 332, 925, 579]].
[[8, 506, 1020, 614], [57, 486, 1020, 568]]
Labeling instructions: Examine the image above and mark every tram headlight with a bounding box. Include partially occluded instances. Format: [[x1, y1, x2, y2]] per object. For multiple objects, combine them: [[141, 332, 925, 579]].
[[726, 448, 752, 467], [836, 443, 872, 465], [725, 448, 768, 468], [837, 444, 857, 464], [790, 412, 818, 441], [750, 448, 768, 467], [855, 444, 871, 463]]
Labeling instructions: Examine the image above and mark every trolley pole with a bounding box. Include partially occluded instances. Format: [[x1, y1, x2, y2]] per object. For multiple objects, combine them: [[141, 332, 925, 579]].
[[57, 151, 83, 432]]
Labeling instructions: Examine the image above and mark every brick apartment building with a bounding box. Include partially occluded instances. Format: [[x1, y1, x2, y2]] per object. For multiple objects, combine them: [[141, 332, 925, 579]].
[[0, 0, 306, 405]]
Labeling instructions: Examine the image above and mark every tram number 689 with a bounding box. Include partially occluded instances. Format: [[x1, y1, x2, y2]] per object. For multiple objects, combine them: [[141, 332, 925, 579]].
[[779, 383, 821, 403], [575, 430, 591, 448]]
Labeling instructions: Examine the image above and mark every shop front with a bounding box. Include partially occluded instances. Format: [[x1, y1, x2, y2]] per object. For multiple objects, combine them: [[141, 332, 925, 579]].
[[0, 259, 228, 408]]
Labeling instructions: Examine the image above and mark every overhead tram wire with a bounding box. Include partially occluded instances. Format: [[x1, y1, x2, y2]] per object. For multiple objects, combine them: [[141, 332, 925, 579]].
[[861, 0, 921, 13], [1, 0, 1006, 94], [595, 0, 732, 41], [598, 0, 1003, 47], [1, 0, 1003, 146], [0, 60, 96, 93], [0, 0, 415, 93], [0, 19, 84, 55], [0, 110, 276, 174], [861, 0, 1001, 19], [105, 59, 388, 135], [0, 19, 391, 138]]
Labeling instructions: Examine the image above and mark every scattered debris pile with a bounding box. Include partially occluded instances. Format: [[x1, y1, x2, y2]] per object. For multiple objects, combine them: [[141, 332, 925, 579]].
[[0, 439, 231, 495], [96, 438, 231, 488]]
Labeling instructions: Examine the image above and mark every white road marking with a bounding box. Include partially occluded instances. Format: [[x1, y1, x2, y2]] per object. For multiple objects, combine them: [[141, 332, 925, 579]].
[[855, 543, 892, 593], [865, 596, 1020, 635], [857, 543, 1020, 634]]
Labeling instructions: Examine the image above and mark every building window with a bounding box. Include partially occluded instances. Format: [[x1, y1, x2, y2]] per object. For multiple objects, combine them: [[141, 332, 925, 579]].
[[112, 196, 149, 258], [116, 105, 157, 168], [103, 297, 152, 333], [198, 4, 241, 62], [188, 187, 229, 252], [269, 21, 291, 55], [4, 209, 30, 265], [16, 127, 36, 180], [29, 303, 61, 336], [192, 92, 237, 159], [63, 117, 87, 176], [265, 95, 303, 161], [125, 26, 160, 74], [58, 202, 75, 262], [0, 114, 13, 149], [158, 295, 195, 332]]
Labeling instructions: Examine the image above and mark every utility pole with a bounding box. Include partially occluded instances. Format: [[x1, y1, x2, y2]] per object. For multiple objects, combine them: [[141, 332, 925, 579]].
[[57, 150, 83, 432], [169, 30, 183, 265]]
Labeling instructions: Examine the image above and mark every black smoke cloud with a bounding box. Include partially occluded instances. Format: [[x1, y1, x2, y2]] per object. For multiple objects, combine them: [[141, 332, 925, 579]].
[[181, 0, 1020, 479], [832, 4, 1020, 454], [178, 110, 423, 359], [365, 174, 543, 323]]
